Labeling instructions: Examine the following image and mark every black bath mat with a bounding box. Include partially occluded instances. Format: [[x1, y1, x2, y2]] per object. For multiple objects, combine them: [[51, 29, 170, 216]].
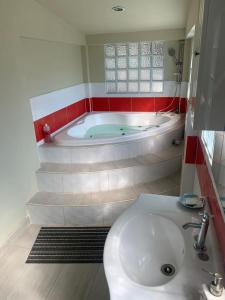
[[26, 227, 110, 264]]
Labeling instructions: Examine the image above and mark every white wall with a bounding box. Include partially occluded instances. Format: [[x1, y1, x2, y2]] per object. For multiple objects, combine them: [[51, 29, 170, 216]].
[[86, 29, 185, 45], [21, 38, 85, 98], [185, 0, 200, 37], [0, 0, 85, 247]]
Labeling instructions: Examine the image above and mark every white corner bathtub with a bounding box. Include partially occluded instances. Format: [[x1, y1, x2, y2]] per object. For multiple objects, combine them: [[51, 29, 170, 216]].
[[54, 112, 184, 147]]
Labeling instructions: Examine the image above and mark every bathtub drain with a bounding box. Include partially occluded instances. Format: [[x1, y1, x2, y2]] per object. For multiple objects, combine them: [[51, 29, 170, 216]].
[[161, 264, 175, 276]]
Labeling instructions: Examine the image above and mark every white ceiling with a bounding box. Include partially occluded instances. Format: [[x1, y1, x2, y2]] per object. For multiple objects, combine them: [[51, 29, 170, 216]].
[[36, 0, 190, 35]]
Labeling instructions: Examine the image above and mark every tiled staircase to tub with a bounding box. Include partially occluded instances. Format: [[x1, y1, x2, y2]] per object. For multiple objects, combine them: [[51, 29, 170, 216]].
[[27, 142, 183, 226], [27, 83, 187, 226]]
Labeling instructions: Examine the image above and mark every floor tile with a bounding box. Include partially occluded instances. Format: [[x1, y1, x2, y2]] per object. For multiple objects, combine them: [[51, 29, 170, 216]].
[[6, 264, 63, 300], [0, 246, 29, 299], [8, 224, 40, 250], [146, 176, 177, 194], [46, 264, 99, 300], [162, 185, 181, 196], [86, 265, 110, 300], [113, 158, 137, 168], [169, 171, 182, 186]]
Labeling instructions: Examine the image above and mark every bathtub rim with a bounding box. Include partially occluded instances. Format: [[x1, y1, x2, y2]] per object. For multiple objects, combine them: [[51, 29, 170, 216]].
[[53, 112, 185, 147]]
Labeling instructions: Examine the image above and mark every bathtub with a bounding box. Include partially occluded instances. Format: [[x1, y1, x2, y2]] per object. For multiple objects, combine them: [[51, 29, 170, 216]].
[[53, 112, 184, 147]]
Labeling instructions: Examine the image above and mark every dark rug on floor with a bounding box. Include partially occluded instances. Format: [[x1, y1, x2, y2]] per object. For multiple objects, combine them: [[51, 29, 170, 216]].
[[26, 227, 110, 263]]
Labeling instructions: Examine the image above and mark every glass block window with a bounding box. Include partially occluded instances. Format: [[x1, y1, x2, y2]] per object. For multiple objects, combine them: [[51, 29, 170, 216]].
[[201, 130, 215, 164], [104, 41, 164, 93]]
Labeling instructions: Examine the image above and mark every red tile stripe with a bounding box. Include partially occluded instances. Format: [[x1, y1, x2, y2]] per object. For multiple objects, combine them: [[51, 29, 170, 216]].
[[91, 97, 187, 113], [33, 97, 187, 142], [185, 135, 225, 264], [34, 98, 89, 142], [185, 136, 198, 164]]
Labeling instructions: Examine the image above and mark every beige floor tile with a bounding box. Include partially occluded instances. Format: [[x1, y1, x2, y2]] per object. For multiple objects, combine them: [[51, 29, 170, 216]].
[[86, 265, 110, 300], [78, 193, 100, 205], [39, 163, 71, 173], [40, 163, 93, 173], [169, 171, 181, 186], [113, 158, 137, 168], [146, 177, 177, 194], [162, 185, 181, 196], [72, 164, 92, 173], [133, 183, 154, 195], [90, 162, 116, 171], [8, 224, 40, 250], [0, 246, 29, 299], [30, 192, 87, 206], [99, 187, 137, 203], [46, 264, 99, 300], [6, 264, 63, 300], [155, 145, 184, 161], [136, 154, 162, 165]]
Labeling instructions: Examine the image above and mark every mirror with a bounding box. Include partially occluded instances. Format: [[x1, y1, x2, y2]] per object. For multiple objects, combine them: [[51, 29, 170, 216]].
[[212, 132, 225, 219]]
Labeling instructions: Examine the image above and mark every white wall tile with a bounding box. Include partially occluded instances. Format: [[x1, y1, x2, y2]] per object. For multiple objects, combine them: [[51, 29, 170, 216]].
[[30, 81, 188, 124], [30, 83, 88, 121], [108, 168, 134, 190], [62, 172, 107, 193], [27, 205, 64, 225], [133, 157, 181, 184], [64, 206, 103, 226], [38, 146, 72, 164], [36, 172, 63, 192]]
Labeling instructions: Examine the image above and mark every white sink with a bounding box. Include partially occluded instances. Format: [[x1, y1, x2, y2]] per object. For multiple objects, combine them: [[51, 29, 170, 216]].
[[119, 213, 185, 287], [104, 194, 224, 300]]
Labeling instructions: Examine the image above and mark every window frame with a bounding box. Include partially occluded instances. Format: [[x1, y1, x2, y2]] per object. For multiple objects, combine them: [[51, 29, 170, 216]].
[[104, 41, 164, 94]]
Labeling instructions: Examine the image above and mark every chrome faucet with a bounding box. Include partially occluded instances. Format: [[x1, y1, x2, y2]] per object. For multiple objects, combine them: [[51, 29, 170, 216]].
[[183, 210, 210, 250]]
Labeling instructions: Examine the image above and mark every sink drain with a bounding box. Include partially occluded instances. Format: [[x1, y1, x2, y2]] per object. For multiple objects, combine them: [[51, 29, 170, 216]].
[[161, 264, 176, 276]]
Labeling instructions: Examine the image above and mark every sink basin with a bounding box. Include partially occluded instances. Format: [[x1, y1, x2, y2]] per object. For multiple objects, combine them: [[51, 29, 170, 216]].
[[119, 213, 185, 287], [104, 194, 223, 300]]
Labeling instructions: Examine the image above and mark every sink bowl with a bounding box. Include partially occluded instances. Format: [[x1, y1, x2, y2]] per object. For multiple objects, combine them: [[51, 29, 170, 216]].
[[104, 194, 223, 300], [119, 213, 185, 287]]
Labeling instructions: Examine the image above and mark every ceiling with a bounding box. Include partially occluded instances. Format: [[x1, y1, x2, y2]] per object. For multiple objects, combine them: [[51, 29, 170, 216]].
[[36, 0, 190, 35]]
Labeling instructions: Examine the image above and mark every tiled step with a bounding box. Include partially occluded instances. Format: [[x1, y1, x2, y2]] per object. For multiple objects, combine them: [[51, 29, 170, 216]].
[[37, 121, 184, 164], [27, 174, 181, 226], [36, 145, 183, 193]]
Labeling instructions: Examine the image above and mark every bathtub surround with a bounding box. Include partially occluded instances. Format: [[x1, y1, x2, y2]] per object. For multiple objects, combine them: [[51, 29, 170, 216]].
[[31, 81, 188, 142], [27, 108, 184, 226]]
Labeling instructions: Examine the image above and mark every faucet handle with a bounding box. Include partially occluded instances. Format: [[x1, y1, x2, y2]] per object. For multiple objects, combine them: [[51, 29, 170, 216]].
[[202, 269, 224, 297], [199, 211, 214, 219]]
